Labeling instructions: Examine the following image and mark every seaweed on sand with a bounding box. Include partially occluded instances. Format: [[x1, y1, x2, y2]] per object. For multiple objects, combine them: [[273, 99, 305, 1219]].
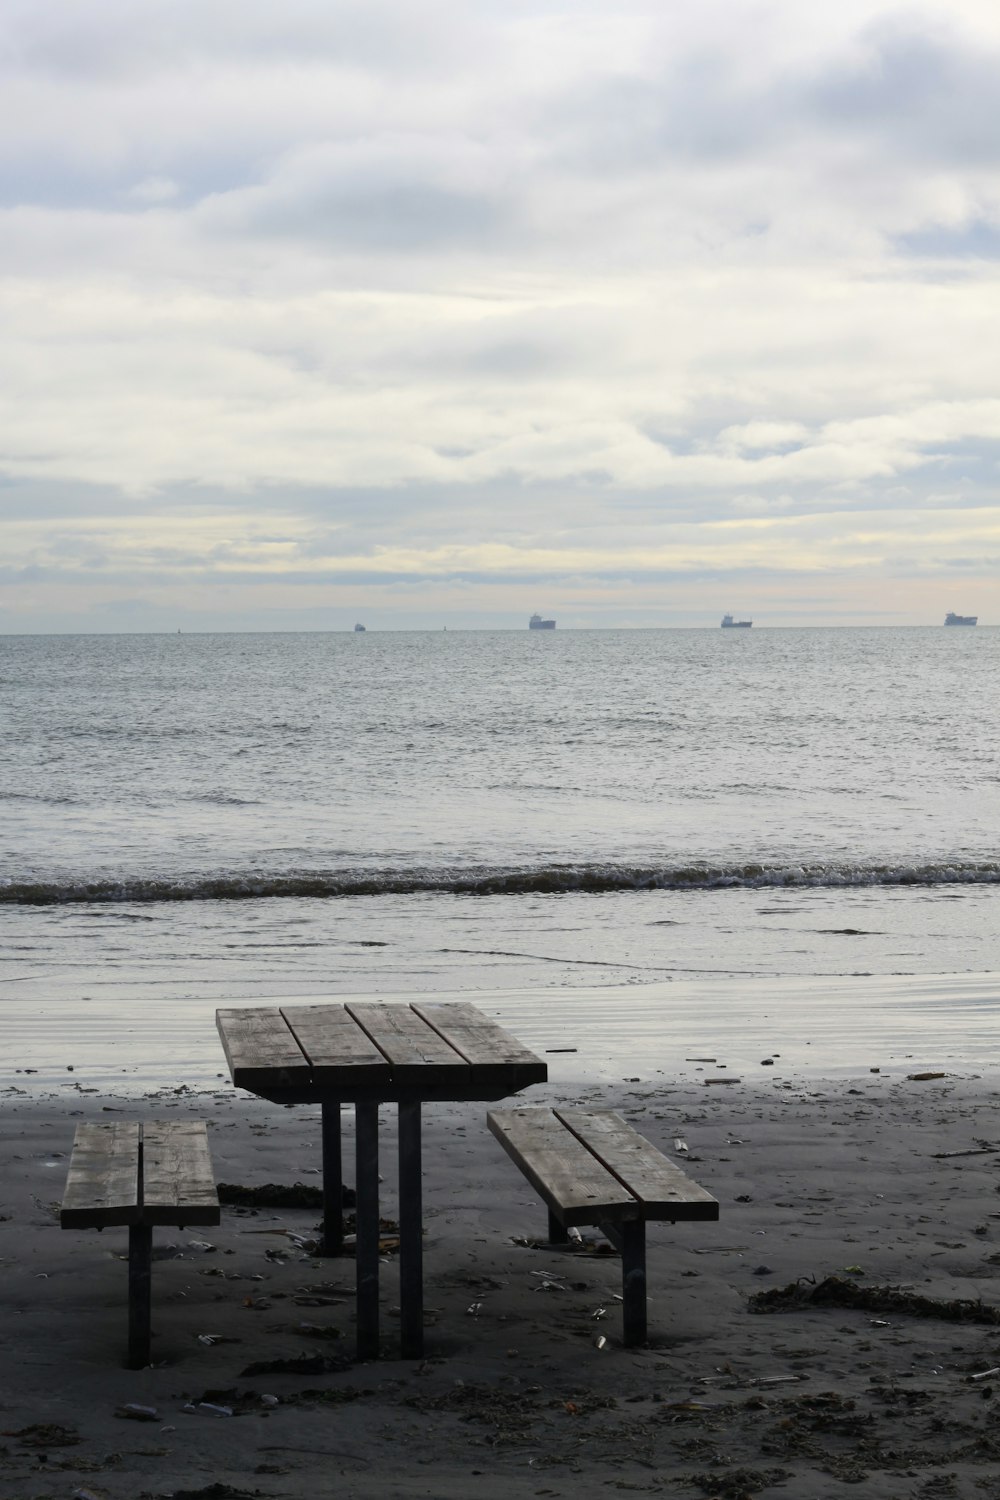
[[218, 1181, 358, 1208], [749, 1274, 1000, 1324]]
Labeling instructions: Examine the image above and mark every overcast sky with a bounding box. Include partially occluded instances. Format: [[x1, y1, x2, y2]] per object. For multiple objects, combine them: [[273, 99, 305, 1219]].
[[1, 0, 998, 630]]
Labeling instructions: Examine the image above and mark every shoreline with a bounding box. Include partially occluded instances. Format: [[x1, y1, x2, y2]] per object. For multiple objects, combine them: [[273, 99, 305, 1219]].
[[3, 970, 1000, 1095], [3, 1069, 1000, 1497]]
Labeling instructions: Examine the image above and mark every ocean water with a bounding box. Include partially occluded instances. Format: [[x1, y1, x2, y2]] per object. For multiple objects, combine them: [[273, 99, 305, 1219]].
[[2, 627, 998, 1082]]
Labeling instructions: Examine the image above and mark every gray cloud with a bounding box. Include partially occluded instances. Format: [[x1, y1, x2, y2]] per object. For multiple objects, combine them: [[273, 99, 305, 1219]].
[[898, 221, 1000, 257], [809, 26, 1000, 162], [1, 0, 999, 627], [209, 138, 509, 251], [3, 0, 479, 79]]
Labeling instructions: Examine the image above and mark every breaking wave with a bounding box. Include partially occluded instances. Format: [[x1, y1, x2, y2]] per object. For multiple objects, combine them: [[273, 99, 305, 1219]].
[[2, 860, 1000, 905]]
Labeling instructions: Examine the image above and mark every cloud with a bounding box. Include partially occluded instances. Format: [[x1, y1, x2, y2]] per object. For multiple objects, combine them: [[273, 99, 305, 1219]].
[[0, 0, 999, 626], [203, 136, 511, 251], [126, 176, 180, 204]]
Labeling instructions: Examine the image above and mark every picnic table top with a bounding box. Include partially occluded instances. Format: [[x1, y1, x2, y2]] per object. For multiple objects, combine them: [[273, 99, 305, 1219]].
[[216, 999, 548, 1104]]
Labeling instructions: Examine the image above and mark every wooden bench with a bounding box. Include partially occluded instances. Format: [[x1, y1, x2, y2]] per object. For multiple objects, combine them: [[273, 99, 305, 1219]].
[[487, 1106, 719, 1346], [60, 1120, 220, 1368]]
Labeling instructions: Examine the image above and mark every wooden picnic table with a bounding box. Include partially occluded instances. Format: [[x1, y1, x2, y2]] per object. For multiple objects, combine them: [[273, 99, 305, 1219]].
[[216, 1000, 547, 1359]]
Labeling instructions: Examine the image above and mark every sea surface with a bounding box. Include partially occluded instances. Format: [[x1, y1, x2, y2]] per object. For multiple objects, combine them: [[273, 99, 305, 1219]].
[[2, 627, 998, 1084]]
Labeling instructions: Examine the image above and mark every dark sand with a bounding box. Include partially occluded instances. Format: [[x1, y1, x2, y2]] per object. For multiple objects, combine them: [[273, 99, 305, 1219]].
[[3, 1068, 1000, 1499]]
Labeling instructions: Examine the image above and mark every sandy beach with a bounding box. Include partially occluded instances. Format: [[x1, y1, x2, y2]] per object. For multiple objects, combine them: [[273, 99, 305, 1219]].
[[4, 11, 1000, 1491], [4, 1058, 1000, 1500]]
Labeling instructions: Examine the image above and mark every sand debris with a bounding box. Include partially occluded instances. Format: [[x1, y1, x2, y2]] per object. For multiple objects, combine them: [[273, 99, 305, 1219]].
[[750, 1274, 1000, 1324], [2, 1422, 80, 1446], [218, 1180, 358, 1208], [931, 1144, 1000, 1158], [293, 1321, 343, 1340], [685, 1466, 791, 1499], [144, 1486, 273, 1500], [115, 1401, 159, 1420], [240, 1353, 350, 1376]]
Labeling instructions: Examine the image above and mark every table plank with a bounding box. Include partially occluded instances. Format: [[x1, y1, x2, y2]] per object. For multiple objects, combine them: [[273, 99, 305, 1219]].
[[488, 1106, 635, 1225], [413, 1001, 548, 1096], [218, 1000, 547, 1102], [281, 1005, 388, 1070], [142, 1121, 221, 1227], [346, 1002, 464, 1067], [61, 1122, 141, 1229], [555, 1108, 719, 1222], [413, 1001, 545, 1068], [217, 1006, 311, 1091]]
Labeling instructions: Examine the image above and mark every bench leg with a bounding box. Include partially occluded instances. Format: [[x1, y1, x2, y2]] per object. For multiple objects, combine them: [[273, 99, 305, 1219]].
[[398, 1101, 423, 1359], [355, 1102, 380, 1360], [547, 1209, 569, 1245], [620, 1220, 647, 1347], [127, 1223, 153, 1369], [321, 1101, 343, 1256]]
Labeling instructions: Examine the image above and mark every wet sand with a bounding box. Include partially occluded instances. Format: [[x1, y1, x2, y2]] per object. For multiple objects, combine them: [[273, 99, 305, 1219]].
[[4, 970, 1000, 1090], [3, 1060, 1000, 1499]]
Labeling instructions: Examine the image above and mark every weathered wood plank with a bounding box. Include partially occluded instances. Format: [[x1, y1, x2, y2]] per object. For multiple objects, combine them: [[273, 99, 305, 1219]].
[[281, 1005, 388, 1072], [142, 1121, 220, 1227], [231, 1076, 547, 1105], [218, 1001, 547, 1102], [61, 1122, 141, 1229], [413, 1002, 548, 1086], [488, 1107, 636, 1225], [347, 1002, 464, 1068], [556, 1109, 719, 1222], [216, 1006, 311, 1091]]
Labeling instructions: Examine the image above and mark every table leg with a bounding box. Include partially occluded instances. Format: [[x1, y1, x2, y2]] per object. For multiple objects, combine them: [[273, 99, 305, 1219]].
[[355, 1101, 380, 1359], [127, 1223, 153, 1370], [321, 1101, 343, 1256], [547, 1209, 569, 1245], [620, 1219, 648, 1347], [398, 1100, 423, 1359]]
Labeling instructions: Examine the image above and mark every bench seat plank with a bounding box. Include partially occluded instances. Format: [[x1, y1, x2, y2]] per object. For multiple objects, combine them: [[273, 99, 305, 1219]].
[[60, 1122, 142, 1230], [142, 1121, 221, 1227], [488, 1107, 637, 1224], [488, 1104, 720, 1347], [555, 1108, 719, 1222]]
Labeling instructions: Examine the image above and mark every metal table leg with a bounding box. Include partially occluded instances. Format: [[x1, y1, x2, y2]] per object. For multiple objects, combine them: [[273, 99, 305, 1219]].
[[127, 1222, 153, 1369], [398, 1100, 423, 1358], [321, 1101, 343, 1255], [620, 1219, 648, 1347], [355, 1101, 380, 1359], [548, 1209, 569, 1244]]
